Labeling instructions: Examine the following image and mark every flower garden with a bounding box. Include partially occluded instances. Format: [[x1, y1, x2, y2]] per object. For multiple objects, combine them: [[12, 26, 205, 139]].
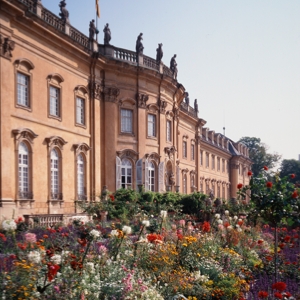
[[0, 171, 300, 300]]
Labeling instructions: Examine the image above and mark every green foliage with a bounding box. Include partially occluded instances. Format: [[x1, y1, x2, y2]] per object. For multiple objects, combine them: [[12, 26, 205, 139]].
[[280, 159, 300, 185], [238, 136, 281, 176], [180, 192, 206, 215], [114, 188, 139, 203]]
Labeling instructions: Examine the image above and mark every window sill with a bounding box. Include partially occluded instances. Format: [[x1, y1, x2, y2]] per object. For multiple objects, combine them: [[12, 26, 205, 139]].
[[147, 136, 157, 141], [120, 132, 135, 137], [75, 123, 87, 129], [16, 104, 32, 112], [48, 115, 62, 122]]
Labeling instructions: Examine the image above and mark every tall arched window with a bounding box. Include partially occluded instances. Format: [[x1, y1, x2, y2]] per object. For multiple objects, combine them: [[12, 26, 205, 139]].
[[148, 162, 155, 191], [51, 149, 60, 199], [18, 142, 30, 199], [77, 154, 86, 200], [183, 174, 187, 194], [121, 158, 132, 189]]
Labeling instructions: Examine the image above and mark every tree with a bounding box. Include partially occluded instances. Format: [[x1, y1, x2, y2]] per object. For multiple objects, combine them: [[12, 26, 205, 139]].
[[238, 137, 281, 176], [280, 159, 300, 186]]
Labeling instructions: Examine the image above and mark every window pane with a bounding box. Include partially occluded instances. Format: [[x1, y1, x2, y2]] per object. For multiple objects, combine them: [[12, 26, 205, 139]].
[[121, 109, 133, 133], [50, 86, 60, 117], [76, 97, 85, 125], [17, 73, 29, 107], [148, 115, 156, 137]]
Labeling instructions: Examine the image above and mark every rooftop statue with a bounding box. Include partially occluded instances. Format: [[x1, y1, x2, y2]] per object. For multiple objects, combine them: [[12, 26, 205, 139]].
[[194, 99, 198, 113], [136, 33, 144, 54], [184, 92, 190, 106], [59, 0, 69, 24], [156, 43, 163, 63], [89, 20, 96, 40], [103, 23, 111, 45], [170, 54, 178, 80]]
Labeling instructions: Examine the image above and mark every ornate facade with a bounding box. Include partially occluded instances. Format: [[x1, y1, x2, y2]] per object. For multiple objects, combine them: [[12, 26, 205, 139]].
[[0, 0, 251, 218]]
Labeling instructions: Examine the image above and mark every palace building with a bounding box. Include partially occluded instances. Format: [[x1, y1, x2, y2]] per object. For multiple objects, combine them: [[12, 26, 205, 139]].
[[0, 0, 251, 221]]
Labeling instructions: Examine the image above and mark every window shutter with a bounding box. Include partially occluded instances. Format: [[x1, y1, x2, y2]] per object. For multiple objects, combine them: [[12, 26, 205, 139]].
[[144, 159, 149, 191], [136, 159, 142, 190], [116, 156, 121, 190], [176, 165, 180, 187], [158, 162, 165, 193]]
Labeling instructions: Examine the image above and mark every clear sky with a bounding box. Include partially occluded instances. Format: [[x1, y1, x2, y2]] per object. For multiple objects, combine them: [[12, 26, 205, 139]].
[[43, 0, 300, 163]]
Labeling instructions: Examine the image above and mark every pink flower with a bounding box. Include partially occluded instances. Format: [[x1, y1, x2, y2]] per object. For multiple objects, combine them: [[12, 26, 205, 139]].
[[24, 233, 37, 243], [179, 219, 186, 226], [218, 224, 224, 230]]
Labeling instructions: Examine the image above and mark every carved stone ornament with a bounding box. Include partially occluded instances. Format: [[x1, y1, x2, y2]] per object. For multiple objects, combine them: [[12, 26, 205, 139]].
[[136, 93, 149, 108], [59, 0, 69, 24], [103, 87, 120, 103], [158, 97, 167, 114], [12, 128, 38, 144], [90, 82, 102, 100], [181, 168, 189, 174], [173, 107, 179, 120], [116, 148, 139, 161], [145, 152, 160, 165], [74, 143, 91, 156], [45, 136, 68, 150], [164, 146, 176, 160], [0, 35, 15, 60]]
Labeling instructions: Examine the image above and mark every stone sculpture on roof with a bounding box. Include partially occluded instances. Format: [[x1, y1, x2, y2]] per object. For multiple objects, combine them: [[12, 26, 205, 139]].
[[103, 23, 111, 45], [170, 54, 178, 80], [89, 20, 96, 40], [156, 43, 163, 63], [59, 0, 69, 24], [136, 33, 144, 55]]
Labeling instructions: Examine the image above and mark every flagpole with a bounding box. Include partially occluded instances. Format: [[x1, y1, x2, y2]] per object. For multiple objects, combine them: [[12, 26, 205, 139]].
[[96, 10, 98, 42]]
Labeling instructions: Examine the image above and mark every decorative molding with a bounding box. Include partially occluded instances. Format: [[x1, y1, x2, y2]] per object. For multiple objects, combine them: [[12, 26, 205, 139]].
[[190, 170, 197, 175], [92, 82, 103, 100], [0, 35, 15, 60], [45, 136, 68, 150], [116, 148, 139, 162], [73, 143, 91, 155], [158, 97, 167, 114], [75, 85, 89, 95], [146, 103, 159, 112], [181, 168, 189, 174], [47, 73, 64, 83], [136, 93, 149, 108], [14, 58, 35, 70], [164, 146, 176, 160], [12, 128, 38, 144], [145, 152, 160, 165], [173, 107, 179, 120], [103, 87, 120, 102]]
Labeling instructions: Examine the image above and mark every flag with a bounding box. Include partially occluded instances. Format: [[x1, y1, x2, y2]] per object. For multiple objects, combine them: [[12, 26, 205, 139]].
[[96, 0, 100, 18]]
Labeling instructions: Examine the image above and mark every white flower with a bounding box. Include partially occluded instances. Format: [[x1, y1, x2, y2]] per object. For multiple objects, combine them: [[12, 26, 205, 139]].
[[236, 224, 240, 228], [2, 219, 17, 231], [233, 216, 238, 221], [110, 229, 118, 237], [217, 219, 223, 224], [225, 210, 229, 216], [238, 219, 243, 223], [215, 214, 220, 219], [89, 229, 101, 240], [28, 251, 41, 264], [237, 228, 242, 232], [86, 262, 95, 273], [160, 210, 167, 219], [227, 225, 233, 231], [142, 220, 150, 227], [229, 217, 232, 221], [50, 254, 62, 265], [122, 225, 132, 235]]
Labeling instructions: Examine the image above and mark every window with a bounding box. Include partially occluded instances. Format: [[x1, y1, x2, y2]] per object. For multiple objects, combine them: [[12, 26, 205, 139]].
[[76, 97, 85, 125], [183, 175, 187, 194], [77, 154, 86, 200], [50, 149, 61, 200], [200, 182, 203, 193], [121, 109, 133, 133], [121, 158, 132, 189], [148, 114, 156, 137], [50, 86, 60, 117], [217, 186, 220, 198], [191, 144, 195, 161], [166, 120, 172, 142], [222, 159, 225, 172], [17, 73, 29, 107], [217, 157, 220, 171], [206, 153, 209, 168], [222, 186, 225, 199], [18, 142, 31, 199], [200, 151, 203, 166], [183, 141, 187, 158], [212, 155, 215, 169], [148, 162, 155, 191]]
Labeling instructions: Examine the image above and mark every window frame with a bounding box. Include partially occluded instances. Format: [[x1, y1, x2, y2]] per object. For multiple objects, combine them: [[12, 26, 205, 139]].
[[191, 144, 195, 161], [206, 152, 209, 168], [182, 141, 187, 159], [120, 108, 133, 134], [147, 113, 157, 138], [50, 148, 62, 200], [166, 120, 172, 142], [76, 97, 85, 126], [76, 153, 87, 201], [148, 161, 156, 192], [47, 74, 64, 121], [121, 158, 133, 189]]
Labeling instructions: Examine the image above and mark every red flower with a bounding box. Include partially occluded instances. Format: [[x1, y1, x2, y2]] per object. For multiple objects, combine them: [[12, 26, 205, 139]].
[[257, 239, 263, 245], [237, 183, 243, 189], [9, 254, 17, 260], [290, 174, 296, 179], [47, 264, 60, 281], [274, 292, 282, 299], [247, 171, 253, 176], [283, 292, 292, 298], [266, 182, 273, 188], [109, 194, 115, 202], [272, 282, 287, 292], [284, 235, 291, 242], [177, 233, 183, 240], [77, 238, 87, 247], [0, 233, 7, 242], [292, 191, 298, 199], [147, 233, 163, 244], [263, 166, 268, 171], [265, 255, 273, 261], [258, 291, 268, 298], [202, 221, 211, 232]]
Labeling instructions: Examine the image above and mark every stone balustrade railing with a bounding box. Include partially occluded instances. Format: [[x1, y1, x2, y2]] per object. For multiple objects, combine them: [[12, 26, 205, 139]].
[[180, 102, 198, 118], [16, 0, 175, 77]]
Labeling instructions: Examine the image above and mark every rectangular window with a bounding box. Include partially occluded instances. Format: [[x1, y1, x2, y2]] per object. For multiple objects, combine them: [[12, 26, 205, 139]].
[[166, 120, 172, 142], [206, 153, 209, 168], [121, 109, 133, 133], [50, 86, 60, 117], [222, 159, 225, 172], [76, 97, 85, 125], [191, 144, 195, 161], [217, 157, 220, 171], [17, 72, 29, 107], [200, 151, 203, 166], [183, 141, 187, 158], [148, 114, 156, 137], [212, 155, 215, 169]]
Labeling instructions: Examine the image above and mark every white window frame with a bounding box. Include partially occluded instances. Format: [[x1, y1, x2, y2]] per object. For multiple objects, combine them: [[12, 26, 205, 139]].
[[121, 108, 133, 134], [50, 148, 60, 199], [166, 120, 172, 142], [50, 86, 60, 117], [17, 72, 29, 107], [148, 161, 155, 191], [147, 114, 156, 137], [76, 97, 85, 125], [77, 154, 86, 200], [18, 142, 30, 198], [121, 158, 132, 189]]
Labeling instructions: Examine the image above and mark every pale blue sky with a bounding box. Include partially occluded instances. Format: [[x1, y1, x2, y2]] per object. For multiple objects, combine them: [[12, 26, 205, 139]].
[[43, 0, 300, 163]]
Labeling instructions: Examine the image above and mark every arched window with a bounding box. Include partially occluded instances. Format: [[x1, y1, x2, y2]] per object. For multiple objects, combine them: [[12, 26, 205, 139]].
[[121, 158, 132, 189], [148, 162, 155, 191], [18, 142, 31, 199], [50, 149, 61, 200], [191, 175, 194, 192], [77, 154, 86, 200]]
